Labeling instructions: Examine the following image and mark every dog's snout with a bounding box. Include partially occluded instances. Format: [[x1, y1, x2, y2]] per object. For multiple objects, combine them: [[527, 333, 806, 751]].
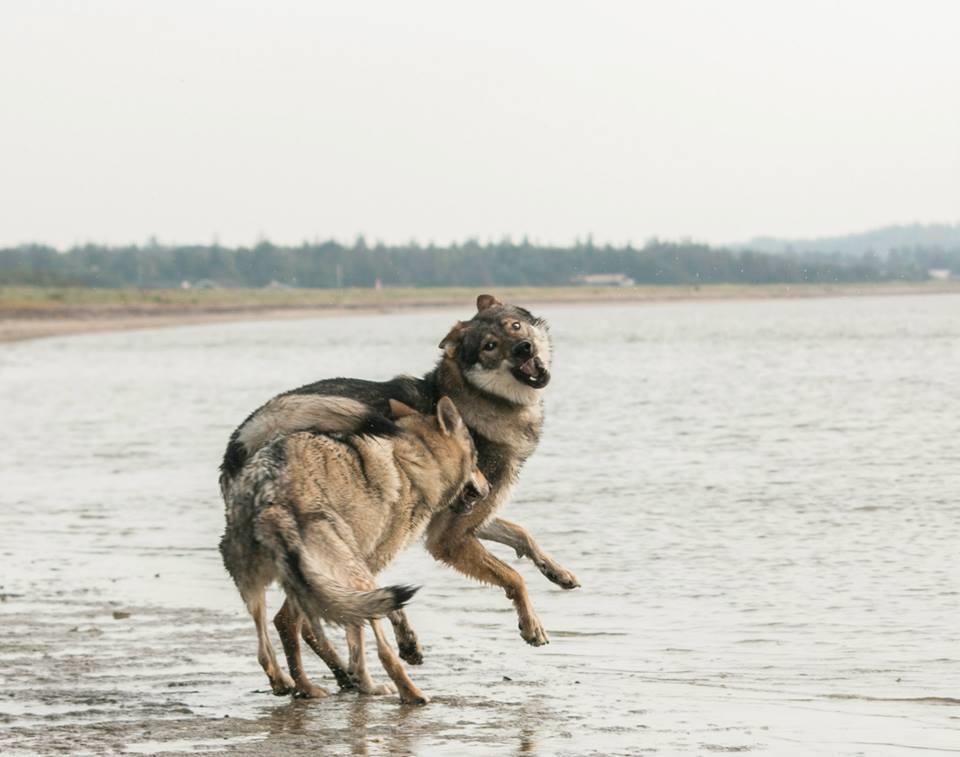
[[512, 340, 533, 359], [472, 470, 490, 499], [453, 471, 489, 514]]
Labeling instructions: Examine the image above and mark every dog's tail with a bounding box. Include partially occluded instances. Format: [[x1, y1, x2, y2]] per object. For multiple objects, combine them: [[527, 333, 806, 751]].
[[256, 506, 418, 626]]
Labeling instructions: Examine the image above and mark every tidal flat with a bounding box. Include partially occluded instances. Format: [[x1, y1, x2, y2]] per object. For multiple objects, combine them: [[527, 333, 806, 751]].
[[2, 295, 958, 755]]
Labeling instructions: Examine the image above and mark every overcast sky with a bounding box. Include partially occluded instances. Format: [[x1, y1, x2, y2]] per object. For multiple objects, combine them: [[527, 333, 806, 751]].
[[1, 0, 958, 249]]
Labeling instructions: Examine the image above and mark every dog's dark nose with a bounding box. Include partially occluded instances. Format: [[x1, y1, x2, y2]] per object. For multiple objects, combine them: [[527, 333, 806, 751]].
[[512, 341, 533, 360], [453, 480, 484, 514]]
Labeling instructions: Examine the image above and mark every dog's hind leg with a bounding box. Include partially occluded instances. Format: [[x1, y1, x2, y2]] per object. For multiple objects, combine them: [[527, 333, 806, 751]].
[[300, 615, 355, 690], [370, 618, 429, 705], [388, 609, 423, 665], [346, 623, 396, 696], [273, 599, 329, 699], [246, 591, 295, 695], [476, 517, 580, 590]]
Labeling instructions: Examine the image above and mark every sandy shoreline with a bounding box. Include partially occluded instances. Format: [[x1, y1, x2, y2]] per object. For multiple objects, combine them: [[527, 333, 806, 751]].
[[2, 282, 958, 343], [0, 306, 387, 344]]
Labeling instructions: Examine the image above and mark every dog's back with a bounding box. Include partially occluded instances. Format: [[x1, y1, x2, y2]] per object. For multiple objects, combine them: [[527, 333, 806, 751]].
[[219, 393, 404, 495]]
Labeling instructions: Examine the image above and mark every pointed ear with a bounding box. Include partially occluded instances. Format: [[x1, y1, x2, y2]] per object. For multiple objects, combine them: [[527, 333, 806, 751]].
[[388, 399, 418, 419], [438, 320, 466, 358], [436, 396, 463, 436], [476, 294, 501, 312]]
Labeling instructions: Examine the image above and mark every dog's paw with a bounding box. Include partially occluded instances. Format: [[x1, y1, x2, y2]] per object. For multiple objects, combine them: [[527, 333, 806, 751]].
[[293, 681, 330, 699], [398, 641, 424, 666], [537, 561, 581, 590], [333, 669, 358, 691], [360, 681, 397, 696], [550, 570, 581, 591], [519, 617, 549, 647], [270, 671, 296, 696], [400, 690, 430, 706]]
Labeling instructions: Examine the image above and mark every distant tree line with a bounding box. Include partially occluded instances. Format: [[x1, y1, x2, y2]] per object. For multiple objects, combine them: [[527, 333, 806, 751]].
[[1, 239, 957, 288]]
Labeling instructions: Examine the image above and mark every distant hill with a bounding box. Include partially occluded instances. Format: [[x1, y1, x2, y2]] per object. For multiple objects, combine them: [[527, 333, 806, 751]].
[[741, 223, 960, 256]]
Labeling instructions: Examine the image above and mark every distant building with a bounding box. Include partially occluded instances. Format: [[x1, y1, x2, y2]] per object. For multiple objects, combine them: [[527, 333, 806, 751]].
[[180, 279, 222, 289], [928, 268, 952, 280], [571, 273, 635, 287], [264, 280, 294, 290]]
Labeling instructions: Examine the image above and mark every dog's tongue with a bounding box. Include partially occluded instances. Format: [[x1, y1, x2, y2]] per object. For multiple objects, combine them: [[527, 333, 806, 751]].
[[520, 358, 539, 377]]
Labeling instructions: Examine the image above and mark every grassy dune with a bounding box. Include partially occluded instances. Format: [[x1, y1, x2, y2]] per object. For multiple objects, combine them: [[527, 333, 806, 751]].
[[3, 281, 959, 314]]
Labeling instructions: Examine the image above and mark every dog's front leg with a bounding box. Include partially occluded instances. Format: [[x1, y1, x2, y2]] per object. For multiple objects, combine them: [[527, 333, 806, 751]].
[[300, 619, 355, 690], [426, 516, 549, 646], [370, 618, 429, 705], [346, 623, 396, 696], [476, 518, 580, 590]]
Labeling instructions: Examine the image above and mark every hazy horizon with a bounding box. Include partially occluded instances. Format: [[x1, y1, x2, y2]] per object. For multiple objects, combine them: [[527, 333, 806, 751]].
[[2, 1, 958, 249], [5, 220, 960, 253]]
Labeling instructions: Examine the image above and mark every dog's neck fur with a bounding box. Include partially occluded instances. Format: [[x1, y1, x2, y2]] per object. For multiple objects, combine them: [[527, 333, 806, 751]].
[[391, 432, 463, 514], [431, 356, 543, 461], [363, 433, 462, 572], [412, 356, 545, 529]]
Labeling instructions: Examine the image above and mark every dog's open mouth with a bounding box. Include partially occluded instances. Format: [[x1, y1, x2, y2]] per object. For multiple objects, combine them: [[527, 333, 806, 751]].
[[512, 356, 550, 389]]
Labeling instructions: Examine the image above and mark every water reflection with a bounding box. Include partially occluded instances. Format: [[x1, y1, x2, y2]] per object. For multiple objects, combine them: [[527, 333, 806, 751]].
[[243, 688, 551, 756]]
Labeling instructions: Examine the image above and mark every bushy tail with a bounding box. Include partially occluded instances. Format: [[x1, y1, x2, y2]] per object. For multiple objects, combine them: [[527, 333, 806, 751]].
[[257, 507, 418, 626]]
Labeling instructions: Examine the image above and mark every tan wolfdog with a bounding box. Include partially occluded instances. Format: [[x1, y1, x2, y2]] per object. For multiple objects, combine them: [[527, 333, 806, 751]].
[[219, 397, 488, 704]]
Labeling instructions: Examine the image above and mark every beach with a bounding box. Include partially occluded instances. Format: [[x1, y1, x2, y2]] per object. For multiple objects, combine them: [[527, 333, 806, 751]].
[[2, 296, 958, 755], [2, 281, 959, 343]]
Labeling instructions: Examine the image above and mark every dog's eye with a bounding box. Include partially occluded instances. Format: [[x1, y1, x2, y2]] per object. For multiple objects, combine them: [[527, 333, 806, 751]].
[[483, 341, 497, 351], [511, 322, 521, 331]]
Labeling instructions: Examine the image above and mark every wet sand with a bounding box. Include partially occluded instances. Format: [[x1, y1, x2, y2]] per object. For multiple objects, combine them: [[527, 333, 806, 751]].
[[0, 593, 635, 756], [2, 298, 959, 755]]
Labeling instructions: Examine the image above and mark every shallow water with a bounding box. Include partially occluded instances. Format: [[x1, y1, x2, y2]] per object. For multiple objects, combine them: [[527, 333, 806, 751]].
[[1, 295, 959, 756]]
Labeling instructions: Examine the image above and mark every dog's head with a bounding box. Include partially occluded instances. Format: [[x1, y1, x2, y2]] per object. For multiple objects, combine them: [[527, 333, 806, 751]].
[[439, 294, 552, 406], [388, 396, 489, 514]]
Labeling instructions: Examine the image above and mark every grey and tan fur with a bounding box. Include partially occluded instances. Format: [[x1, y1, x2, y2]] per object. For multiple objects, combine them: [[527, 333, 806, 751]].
[[220, 294, 579, 692], [220, 397, 488, 704]]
